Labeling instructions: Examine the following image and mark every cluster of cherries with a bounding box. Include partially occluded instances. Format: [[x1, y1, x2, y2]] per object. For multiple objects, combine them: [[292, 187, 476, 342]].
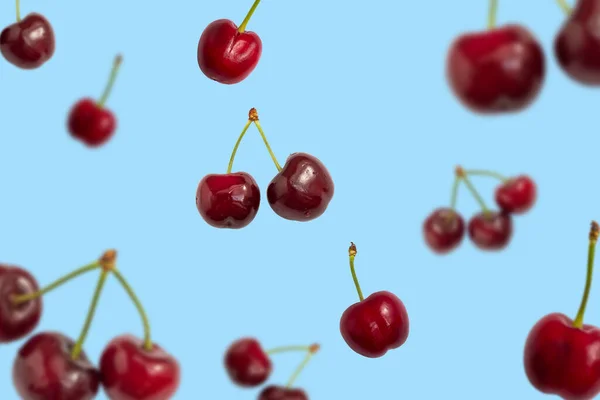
[[446, 0, 600, 114], [224, 337, 319, 399], [424, 167, 537, 253], [0, 0, 123, 148], [196, 108, 334, 229], [0, 250, 179, 400]]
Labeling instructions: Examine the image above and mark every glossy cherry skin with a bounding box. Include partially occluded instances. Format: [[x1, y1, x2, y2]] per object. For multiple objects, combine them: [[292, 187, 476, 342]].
[[446, 24, 545, 113], [196, 172, 260, 229], [0, 13, 55, 69], [224, 337, 272, 387], [524, 313, 600, 400], [495, 175, 536, 214], [197, 19, 262, 84], [0, 265, 42, 343], [67, 98, 117, 147], [100, 334, 180, 400], [340, 291, 409, 358], [467, 211, 513, 250], [267, 153, 334, 222], [259, 386, 308, 400], [555, 0, 600, 85], [423, 208, 465, 254], [13, 331, 100, 400]]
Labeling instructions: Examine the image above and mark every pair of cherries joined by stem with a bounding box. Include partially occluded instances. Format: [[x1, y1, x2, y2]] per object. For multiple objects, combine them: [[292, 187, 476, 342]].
[[224, 337, 319, 399], [340, 243, 410, 358], [198, 0, 263, 84], [1, 250, 180, 400], [424, 167, 537, 254], [0, 0, 55, 69], [196, 108, 334, 229], [524, 221, 600, 400]]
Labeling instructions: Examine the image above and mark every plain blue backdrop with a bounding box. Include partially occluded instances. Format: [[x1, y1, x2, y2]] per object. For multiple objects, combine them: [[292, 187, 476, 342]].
[[0, 0, 596, 398]]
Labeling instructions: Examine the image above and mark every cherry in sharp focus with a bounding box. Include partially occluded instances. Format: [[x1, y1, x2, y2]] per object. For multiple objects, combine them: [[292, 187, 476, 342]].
[[0, 264, 41, 343], [68, 54, 123, 148], [340, 243, 409, 358], [197, 0, 263, 84], [446, 0, 545, 113]]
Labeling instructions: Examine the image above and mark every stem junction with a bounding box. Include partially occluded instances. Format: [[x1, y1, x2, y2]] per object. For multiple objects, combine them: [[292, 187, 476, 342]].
[[286, 344, 320, 388]]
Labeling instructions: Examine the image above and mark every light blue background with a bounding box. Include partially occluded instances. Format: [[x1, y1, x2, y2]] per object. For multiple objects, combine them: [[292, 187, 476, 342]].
[[0, 0, 596, 398]]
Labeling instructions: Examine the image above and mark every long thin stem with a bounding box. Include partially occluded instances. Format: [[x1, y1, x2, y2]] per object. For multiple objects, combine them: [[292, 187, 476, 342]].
[[450, 176, 461, 210], [488, 0, 498, 29], [71, 270, 109, 360], [97, 55, 123, 108], [286, 345, 319, 388], [464, 169, 508, 182], [266, 345, 311, 355], [456, 168, 489, 213], [573, 221, 599, 328], [227, 120, 252, 173], [12, 262, 101, 304], [252, 120, 282, 172], [238, 0, 262, 33], [15, 0, 21, 21], [112, 269, 153, 351], [348, 243, 364, 301], [556, 0, 572, 14]]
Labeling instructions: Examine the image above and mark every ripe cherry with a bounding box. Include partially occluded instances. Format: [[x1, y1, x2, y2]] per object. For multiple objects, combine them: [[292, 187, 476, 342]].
[[0, 264, 41, 343], [468, 211, 513, 250], [259, 386, 308, 400], [495, 175, 536, 214], [423, 208, 465, 254], [224, 337, 272, 387]]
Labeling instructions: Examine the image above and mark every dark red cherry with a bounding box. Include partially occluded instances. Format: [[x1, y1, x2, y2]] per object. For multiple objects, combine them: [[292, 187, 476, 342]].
[[67, 98, 116, 147], [468, 211, 513, 250], [258, 385, 308, 400], [495, 175, 536, 214], [224, 337, 272, 387], [0, 13, 55, 69], [423, 208, 465, 253]]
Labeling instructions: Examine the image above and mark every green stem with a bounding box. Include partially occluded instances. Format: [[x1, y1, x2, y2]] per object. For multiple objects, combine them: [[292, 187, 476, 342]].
[[12, 262, 101, 304], [464, 169, 508, 182], [112, 269, 153, 351], [15, 0, 20, 21], [459, 174, 489, 213], [266, 345, 311, 355], [573, 221, 599, 328], [97, 55, 123, 108], [238, 0, 262, 33], [488, 0, 498, 29], [286, 350, 316, 388], [71, 270, 109, 360], [253, 120, 282, 172], [556, 0, 572, 14], [227, 120, 252, 173], [450, 176, 461, 210], [348, 243, 364, 301]]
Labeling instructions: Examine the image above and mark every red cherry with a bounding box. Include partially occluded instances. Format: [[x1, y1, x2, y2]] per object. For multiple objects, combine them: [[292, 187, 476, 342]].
[[100, 334, 180, 400], [446, 24, 545, 113], [423, 208, 465, 254], [555, 0, 600, 85], [67, 55, 122, 148], [0, 13, 55, 69], [258, 386, 308, 400], [468, 211, 513, 250], [13, 331, 100, 399], [0, 264, 42, 343], [495, 175, 536, 214], [224, 337, 272, 387], [196, 172, 260, 229]]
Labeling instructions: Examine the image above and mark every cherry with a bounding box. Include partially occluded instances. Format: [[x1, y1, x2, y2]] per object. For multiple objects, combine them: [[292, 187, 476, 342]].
[[68, 54, 123, 147], [258, 386, 308, 400], [468, 211, 513, 250], [100, 334, 180, 400], [446, 0, 545, 113], [224, 337, 272, 387], [524, 221, 600, 399], [554, 0, 600, 85], [13, 331, 100, 400], [494, 175, 536, 214], [0, 264, 41, 343], [423, 208, 465, 254], [0, 0, 55, 70], [197, 0, 263, 84], [340, 243, 409, 358]]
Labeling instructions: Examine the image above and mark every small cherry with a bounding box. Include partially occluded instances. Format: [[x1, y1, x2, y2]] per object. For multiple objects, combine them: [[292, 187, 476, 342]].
[[554, 0, 600, 85], [196, 109, 260, 229], [446, 0, 545, 113], [524, 221, 600, 400], [0, 264, 41, 343], [0, 0, 55, 69], [340, 243, 409, 358], [67, 54, 123, 147], [197, 0, 263, 84], [224, 337, 272, 387], [494, 175, 537, 214]]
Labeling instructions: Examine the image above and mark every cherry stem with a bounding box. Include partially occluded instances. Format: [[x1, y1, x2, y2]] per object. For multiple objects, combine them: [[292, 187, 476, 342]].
[[556, 0, 572, 14], [487, 0, 498, 29], [15, 0, 20, 21], [573, 221, 599, 328], [450, 176, 462, 210], [12, 262, 101, 304], [227, 120, 253, 174], [463, 169, 508, 182], [348, 242, 364, 301], [250, 109, 282, 172], [97, 54, 123, 108], [456, 167, 489, 213], [112, 269, 153, 351], [71, 269, 109, 360], [266, 345, 312, 355], [286, 344, 319, 388], [238, 0, 261, 33]]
